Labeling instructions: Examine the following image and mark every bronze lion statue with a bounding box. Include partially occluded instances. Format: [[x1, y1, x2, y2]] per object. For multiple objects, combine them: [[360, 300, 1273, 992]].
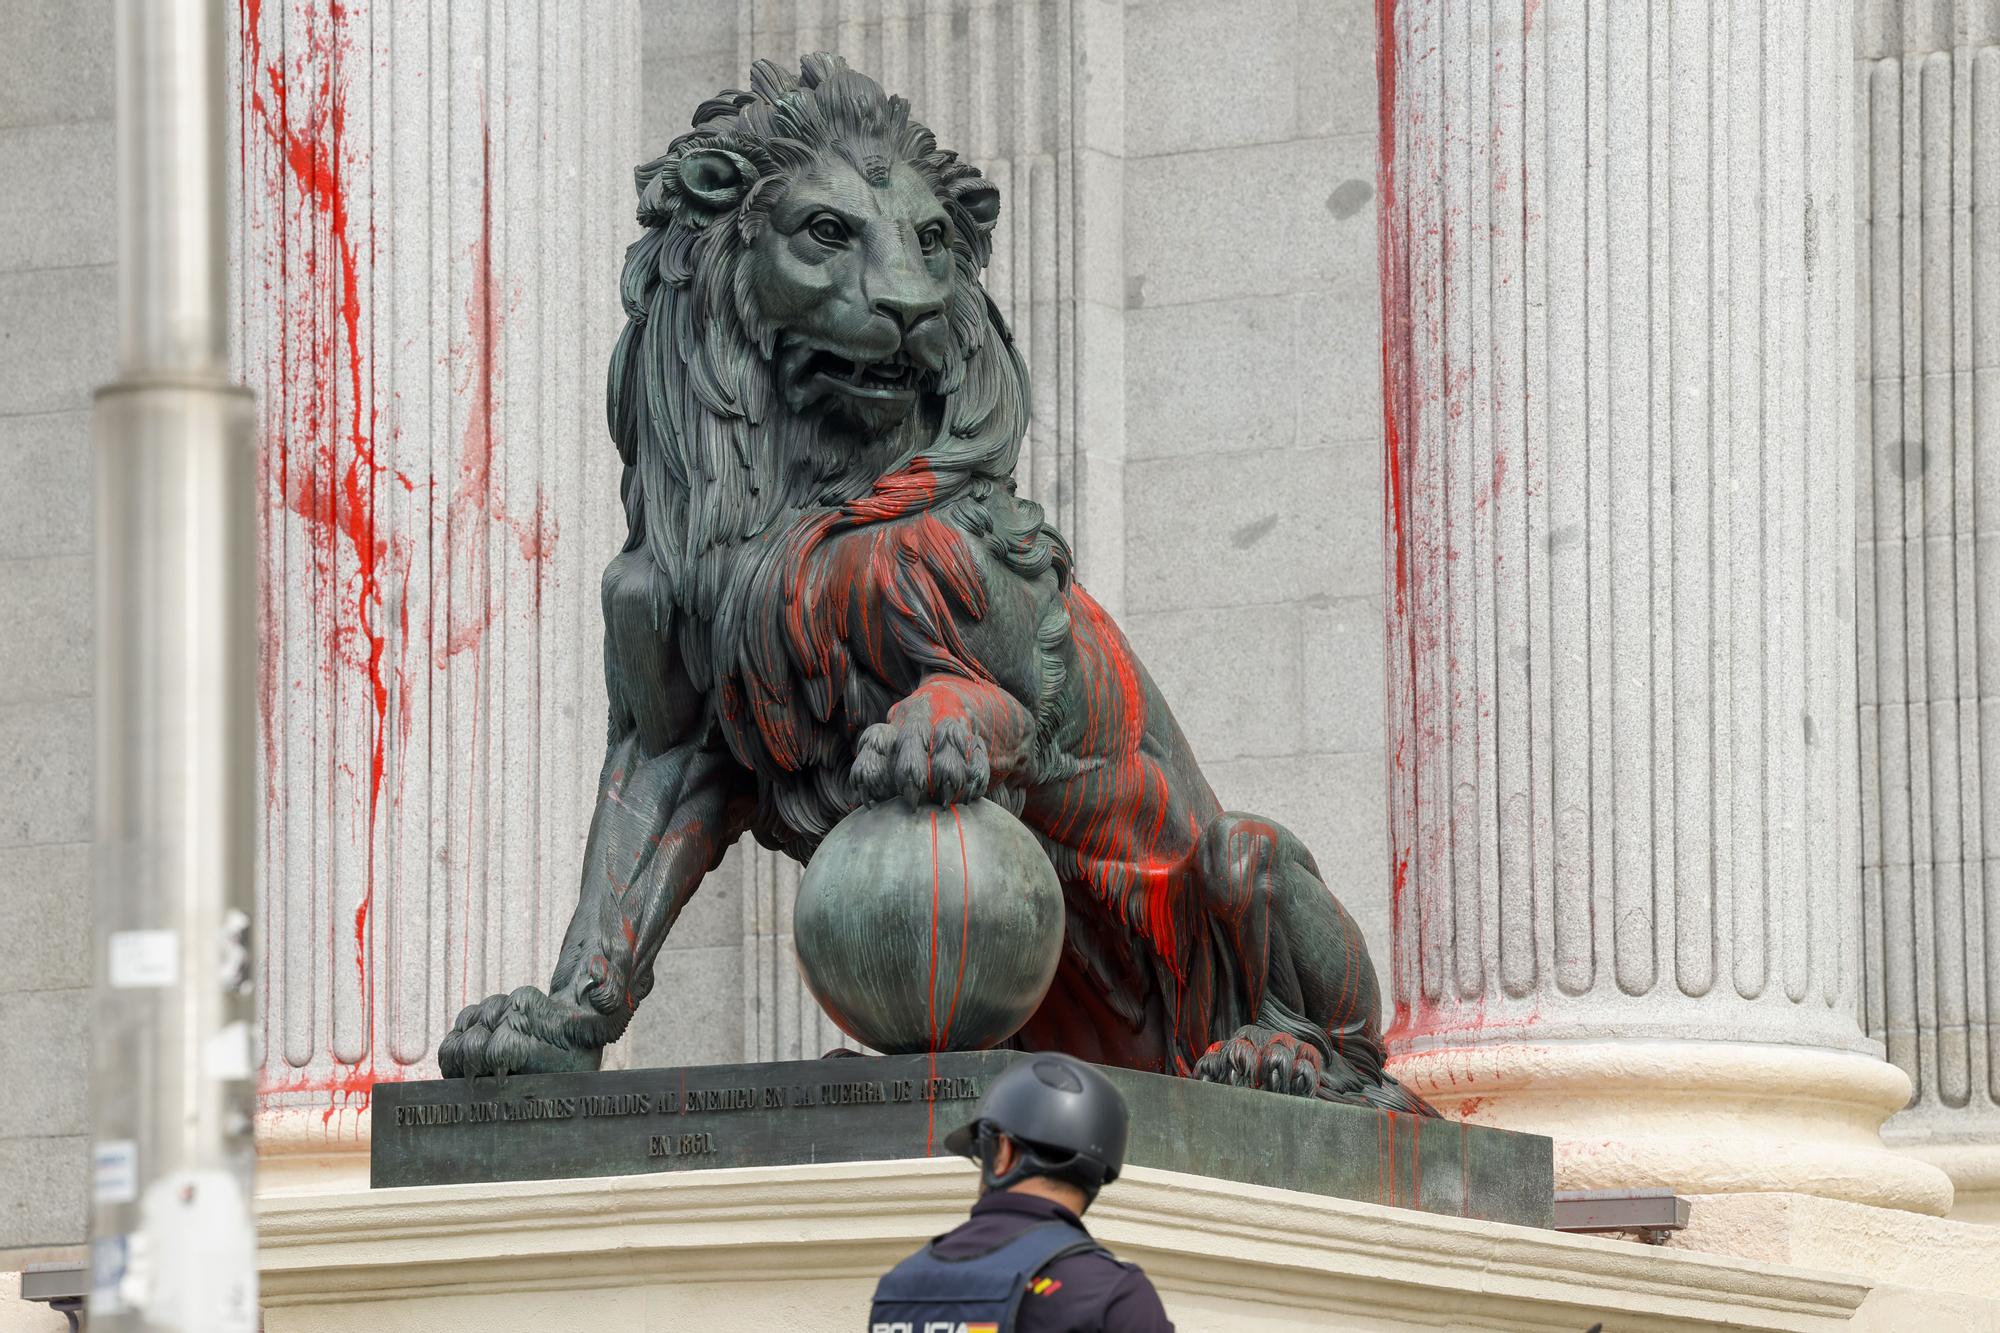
[[439, 54, 1430, 1115]]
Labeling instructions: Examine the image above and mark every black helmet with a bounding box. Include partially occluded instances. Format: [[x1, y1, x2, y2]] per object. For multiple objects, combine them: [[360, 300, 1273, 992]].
[[944, 1054, 1129, 1202]]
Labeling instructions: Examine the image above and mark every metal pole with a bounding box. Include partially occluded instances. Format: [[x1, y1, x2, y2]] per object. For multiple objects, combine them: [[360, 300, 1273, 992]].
[[89, 0, 259, 1327]]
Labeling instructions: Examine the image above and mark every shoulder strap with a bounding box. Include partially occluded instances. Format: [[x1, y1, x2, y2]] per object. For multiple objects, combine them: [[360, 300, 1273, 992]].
[[986, 1218, 1105, 1276]]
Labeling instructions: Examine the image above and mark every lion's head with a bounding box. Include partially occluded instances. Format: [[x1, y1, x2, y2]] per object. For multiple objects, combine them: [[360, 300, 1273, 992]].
[[608, 54, 1031, 612]]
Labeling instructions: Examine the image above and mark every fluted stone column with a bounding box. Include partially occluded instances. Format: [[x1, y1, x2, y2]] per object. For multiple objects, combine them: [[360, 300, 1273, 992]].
[[230, 0, 639, 1141], [1379, 0, 1950, 1211], [1856, 0, 2000, 1222]]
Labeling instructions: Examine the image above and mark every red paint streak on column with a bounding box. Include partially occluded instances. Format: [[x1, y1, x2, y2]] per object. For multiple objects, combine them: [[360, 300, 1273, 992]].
[[443, 123, 498, 1010], [1377, 0, 1489, 1057], [243, 0, 387, 1106], [435, 126, 560, 1015], [439, 123, 559, 667], [1378, 0, 1411, 629], [439, 125, 501, 667], [246, 0, 390, 811], [1377, 0, 1424, 1050]]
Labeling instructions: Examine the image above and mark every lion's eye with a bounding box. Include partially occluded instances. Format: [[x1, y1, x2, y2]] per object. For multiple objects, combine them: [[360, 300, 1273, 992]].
[[808, 215, 849, 246], [918, 224, 947, 255]]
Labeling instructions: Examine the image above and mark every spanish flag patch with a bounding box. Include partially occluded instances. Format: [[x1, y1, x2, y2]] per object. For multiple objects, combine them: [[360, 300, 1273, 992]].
[[965, 1324, 999, 1333], [1028, 1276, 1063, 1297]]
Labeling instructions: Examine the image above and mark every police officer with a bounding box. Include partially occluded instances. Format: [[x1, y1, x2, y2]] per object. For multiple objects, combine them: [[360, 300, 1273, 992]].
[[869, 1054, 1174, 1332]]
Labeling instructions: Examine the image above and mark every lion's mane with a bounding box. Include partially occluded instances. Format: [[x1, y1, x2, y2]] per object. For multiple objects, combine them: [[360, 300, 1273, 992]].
[[605, 54, 1070, 852]]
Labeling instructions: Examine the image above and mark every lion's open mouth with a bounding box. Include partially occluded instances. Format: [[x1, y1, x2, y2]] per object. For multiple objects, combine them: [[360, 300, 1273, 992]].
[[802, 349, 919, 400]]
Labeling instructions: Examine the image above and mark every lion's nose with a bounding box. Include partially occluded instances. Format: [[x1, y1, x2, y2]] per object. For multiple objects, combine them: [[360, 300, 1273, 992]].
[[871, 292, 944, 333], [873, 294, 948, 370], [901, 311, 950, 371]]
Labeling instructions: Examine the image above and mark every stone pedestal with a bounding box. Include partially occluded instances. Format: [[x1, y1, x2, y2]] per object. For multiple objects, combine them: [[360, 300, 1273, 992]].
[[1377, 0, 1949, 1212], [230, 0, 638, 1136], [1854, 0, 2000, 1223], [367, 1054, 1554, 1227], [259, 1158, 1897, 1332]]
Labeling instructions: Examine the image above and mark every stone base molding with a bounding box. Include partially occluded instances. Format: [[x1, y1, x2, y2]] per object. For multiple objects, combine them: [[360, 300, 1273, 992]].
[[1895, 1143, 2000, 1225], [1397, 1041, 1955, 1217], [255, 1108, 372, 1198], [252, 1157, 1894, 1332], [1668, 1190, 2000, 1292]]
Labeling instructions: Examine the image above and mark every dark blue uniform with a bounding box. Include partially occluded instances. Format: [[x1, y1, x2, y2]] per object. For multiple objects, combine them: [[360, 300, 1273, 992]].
[[922, 1193, 1174, 1333]]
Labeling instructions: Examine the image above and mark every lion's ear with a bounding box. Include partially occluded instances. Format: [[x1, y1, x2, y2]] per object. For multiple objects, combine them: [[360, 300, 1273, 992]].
[[678, 149, 755, 215], [955, 180, 1000, 233]]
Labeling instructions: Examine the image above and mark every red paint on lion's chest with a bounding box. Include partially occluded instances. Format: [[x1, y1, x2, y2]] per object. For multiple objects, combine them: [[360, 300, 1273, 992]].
[[728, 462, 993, 779]]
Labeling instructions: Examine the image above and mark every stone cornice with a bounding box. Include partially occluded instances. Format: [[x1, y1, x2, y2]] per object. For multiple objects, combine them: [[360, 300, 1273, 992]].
[[258, 1158, 1870, 1331]]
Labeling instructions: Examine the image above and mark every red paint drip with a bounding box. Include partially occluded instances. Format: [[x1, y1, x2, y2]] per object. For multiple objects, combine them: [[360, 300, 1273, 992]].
[[940, 806, 974, 1041], [1411, 1112, 1422, 1212], [1376, 0, 1420, 1049], [243, 0, 388, 1102], [926, 810, 941, 1154], [259, 1061, 398, 1127], [1459, 1120, 1470, 1217], [927, 810, 942, 1053], [1375, 0, 1490, 1054]]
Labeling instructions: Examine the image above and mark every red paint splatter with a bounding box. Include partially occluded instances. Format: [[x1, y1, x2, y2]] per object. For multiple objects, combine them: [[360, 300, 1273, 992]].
[[437, 123, 558, 668], [258, 1062, 402, 1126], [243, 0, 560, 1118], [243, 0, 390, 1107]]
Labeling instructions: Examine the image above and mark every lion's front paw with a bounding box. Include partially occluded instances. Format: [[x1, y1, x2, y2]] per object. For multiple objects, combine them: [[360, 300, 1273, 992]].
[[1194, 1026, 1324, 1098], [437, 986, 607, 1078], [850, 713, 991, 807]]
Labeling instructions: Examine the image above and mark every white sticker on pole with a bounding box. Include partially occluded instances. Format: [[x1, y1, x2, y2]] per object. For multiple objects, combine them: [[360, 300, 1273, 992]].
[[94, 1139, 137, 1204], [108, 929, 179, 989], [204, 1020, 252, 1081]]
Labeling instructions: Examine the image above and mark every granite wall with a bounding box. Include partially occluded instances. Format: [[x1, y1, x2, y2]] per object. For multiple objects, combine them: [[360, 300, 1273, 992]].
[[0, 0, 110, 1259]]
